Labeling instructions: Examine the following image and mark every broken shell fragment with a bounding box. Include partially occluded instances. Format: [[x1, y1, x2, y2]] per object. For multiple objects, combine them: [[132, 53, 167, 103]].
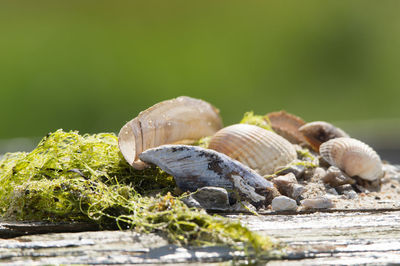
[[320, 137, 383, 181], [299, 121, 349, 151], [139, 144, 278, 208], [266, 110, 307, 144], [118, 96, 223, 170], [208, 124, 297, 176]]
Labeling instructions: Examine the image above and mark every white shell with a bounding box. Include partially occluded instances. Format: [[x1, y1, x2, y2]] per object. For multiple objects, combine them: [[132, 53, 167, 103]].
[[320, 137, 383, 181], [139, 144, 276, 207], [118, 96, 223, 169], [208, 124, 297, 176]]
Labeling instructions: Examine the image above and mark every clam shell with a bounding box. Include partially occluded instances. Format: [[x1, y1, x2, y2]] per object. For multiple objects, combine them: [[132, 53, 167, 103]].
[[118, 96, 223, 169], [266, 110, 306, 144], [299, 121, 349, 151], [139, 144, 278, 207], [320, 137, 383, 181], [208, 124, 297, 176]]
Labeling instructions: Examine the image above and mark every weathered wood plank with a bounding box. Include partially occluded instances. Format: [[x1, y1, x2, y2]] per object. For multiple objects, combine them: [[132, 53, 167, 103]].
[[1, 210, 400, 264], [0, 221, 98, 238]]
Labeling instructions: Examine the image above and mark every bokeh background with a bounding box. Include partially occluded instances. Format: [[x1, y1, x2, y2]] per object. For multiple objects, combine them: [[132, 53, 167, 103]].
[[1, 1, 399, 162]]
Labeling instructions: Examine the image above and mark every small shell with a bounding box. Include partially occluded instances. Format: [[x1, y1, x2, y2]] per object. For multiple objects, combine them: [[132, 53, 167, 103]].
[[118, 96, 223, 169], [266, 111, 306, 144], [320, 137, 383, 181], [139, 144, 278, 207], [208, 124, 297, 176], [299, 121, 349, 151]]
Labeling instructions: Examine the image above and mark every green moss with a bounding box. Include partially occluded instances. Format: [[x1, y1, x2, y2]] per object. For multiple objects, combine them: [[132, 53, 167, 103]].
[[0, 129, 277, 256], [240, 111, 273, 131], [192, 136, 212, 148]]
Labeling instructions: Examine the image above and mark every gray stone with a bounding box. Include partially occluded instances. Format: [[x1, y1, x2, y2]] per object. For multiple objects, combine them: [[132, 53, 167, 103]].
[[274, 160, 305, 179], [326, 188, 339, 195], [272, 173, 305, 200], [300, 196, 334, 209], [180, 196, 202, 208], [230, 201, 257, 213], [335, 184, 355, 195], [271, 196, 298, 211], [184, 187, 231, 211], [343, 190, 358, 199], [322, 166, 355, 187]]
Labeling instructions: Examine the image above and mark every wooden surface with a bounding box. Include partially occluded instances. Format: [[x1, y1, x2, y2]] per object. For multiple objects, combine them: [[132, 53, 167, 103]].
[[1, 209, 400, 265]]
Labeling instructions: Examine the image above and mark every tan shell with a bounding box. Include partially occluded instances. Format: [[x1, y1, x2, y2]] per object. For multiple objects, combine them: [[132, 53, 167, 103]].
[[320, 137, 383, 181], [299, 121, 349, 151], [266, 111, 306, 144], [118, 96, 223, 169], [208, 124, 297, 176]]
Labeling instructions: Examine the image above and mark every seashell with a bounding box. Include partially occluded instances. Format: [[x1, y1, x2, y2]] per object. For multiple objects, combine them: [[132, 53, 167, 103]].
[[266, 110, 306, 144], [319, 137, 383, 181], [139, 144, 279, 208], [118, 96, 223, 170], [299, 121, 349, 151], [208, 124, 297, 176]]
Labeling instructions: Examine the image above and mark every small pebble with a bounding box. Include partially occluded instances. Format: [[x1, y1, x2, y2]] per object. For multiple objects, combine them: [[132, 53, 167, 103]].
[[191, 187, 230, 210], [181, 196, 202, 208], [322, 166, 355, 187], [312, 167, 326, 181], [271, 196, 298, 211], [335, 184, 354, 195], [231, 201, 257, 212], [326, 188, 338, 195], [343, 190, 358, 199], [272, 173, 305, 200], [274, 160, 305, 179], [301, 196, 334, 209]]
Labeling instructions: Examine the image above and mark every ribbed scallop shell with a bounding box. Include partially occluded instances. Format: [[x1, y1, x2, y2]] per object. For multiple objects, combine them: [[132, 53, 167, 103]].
[[208, 124, 297, 176], [320, 137, 383, 181], [118, 96, 223, 169]]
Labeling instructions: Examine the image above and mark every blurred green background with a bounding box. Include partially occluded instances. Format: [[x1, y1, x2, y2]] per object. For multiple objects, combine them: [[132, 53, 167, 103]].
[[1, 1, 399, 161]]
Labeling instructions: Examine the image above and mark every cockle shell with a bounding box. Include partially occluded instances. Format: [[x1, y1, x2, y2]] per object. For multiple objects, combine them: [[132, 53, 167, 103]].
[[299, 121, 349, 151], [208, 124, 297, 176], [139, 145, 279, 208], [266, 110, 307, 144], [118, 96, 223, 170], [320, 137, 383, 181]]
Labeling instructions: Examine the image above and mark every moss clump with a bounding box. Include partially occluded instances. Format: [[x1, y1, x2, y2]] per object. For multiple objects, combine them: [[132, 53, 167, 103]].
[[0, 129, 276, 255], [240, 111, 273, 131]]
